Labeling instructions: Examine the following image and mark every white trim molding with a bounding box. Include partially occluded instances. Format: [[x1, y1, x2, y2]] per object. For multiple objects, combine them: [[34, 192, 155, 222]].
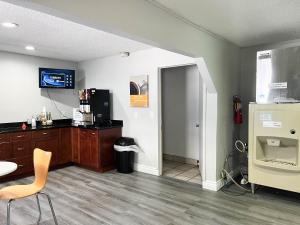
[[134, 163, 160, 176], [202, 179, 224, 192], [203, 168, 240, 191]]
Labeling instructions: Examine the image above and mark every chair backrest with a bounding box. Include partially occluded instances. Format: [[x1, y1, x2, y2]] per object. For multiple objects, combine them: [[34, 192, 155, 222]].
[[33, 148, 52, 188]]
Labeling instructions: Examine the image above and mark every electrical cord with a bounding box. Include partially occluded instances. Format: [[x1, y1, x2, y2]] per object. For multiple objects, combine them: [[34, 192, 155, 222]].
[[221, 186, 248, 197], [46, 89, 69, 119], [220, 139, 253, 195], [222, 169, 250, 192], [235, 140, 247, 153]]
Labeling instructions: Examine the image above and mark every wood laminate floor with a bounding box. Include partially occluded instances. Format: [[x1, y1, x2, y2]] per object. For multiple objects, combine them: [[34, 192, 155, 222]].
[[1, 166, 300, 225]]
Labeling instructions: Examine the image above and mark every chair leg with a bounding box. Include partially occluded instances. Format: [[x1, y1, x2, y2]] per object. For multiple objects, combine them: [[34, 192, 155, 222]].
[[36, 194, 42, 224], [39, 192, 58, 225], [7, 199, 13, 225]]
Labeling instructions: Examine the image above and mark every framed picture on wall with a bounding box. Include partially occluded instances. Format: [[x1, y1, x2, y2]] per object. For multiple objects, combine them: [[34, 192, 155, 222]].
[[130, 75, 149, 107]]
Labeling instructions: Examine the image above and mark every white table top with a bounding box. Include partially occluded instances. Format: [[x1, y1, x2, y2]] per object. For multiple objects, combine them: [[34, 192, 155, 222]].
[[0, 161, 17, 176]]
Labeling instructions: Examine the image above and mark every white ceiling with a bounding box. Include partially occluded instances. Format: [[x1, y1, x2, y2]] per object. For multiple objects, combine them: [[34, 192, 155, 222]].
[[2, 0, 299, 59], [151, 0, 300, 47], [0, 1, 151, 62]]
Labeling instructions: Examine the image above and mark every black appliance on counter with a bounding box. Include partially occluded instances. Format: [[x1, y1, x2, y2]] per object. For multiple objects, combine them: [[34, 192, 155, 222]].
[[76, 88, 111, 127], [90, 89, 111, 126]]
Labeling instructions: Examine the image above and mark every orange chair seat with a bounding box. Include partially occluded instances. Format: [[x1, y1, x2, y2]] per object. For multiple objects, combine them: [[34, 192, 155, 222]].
[[0, 183, 43, 200], [0, 149, 51, 201], [0, 149, 58, 225]]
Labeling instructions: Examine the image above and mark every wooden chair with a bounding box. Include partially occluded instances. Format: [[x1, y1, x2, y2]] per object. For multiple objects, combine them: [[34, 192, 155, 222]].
[[0, 148, 58, 225]]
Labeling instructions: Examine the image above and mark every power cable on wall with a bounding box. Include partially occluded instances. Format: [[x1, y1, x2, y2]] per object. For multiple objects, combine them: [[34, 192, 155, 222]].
[[46, 89, 69, 119], [221, 140, 256, 196]]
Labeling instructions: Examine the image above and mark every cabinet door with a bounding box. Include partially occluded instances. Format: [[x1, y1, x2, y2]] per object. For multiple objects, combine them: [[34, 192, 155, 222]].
[[79, 129, 99, 169], [32, 137, 59, 166], [71, 128, 80, 163], [0, 141, 12, 160], [12, 141, 32, 158], [32, 136, 59, 166], [0, 133, 9, 143], [89, 131, 99, 168], [58, 128, 72, 165], [32, 129, 59, 166], [12, 156, 34, 176], [99, 128, 122, 171]]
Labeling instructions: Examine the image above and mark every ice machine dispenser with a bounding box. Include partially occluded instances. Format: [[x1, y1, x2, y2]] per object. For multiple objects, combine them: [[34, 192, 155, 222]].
[[249, 103, 300, 193]]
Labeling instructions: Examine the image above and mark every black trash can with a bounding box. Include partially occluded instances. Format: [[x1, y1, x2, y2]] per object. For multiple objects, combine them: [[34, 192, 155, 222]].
[[115, 137, 135, 173]]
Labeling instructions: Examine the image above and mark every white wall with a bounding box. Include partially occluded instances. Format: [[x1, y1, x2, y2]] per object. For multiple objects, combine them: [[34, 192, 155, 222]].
[[0, 51, 78, 123], [78, 48, 196, 175], [5, 0, 241, 190], [162, 65, 200, 160]]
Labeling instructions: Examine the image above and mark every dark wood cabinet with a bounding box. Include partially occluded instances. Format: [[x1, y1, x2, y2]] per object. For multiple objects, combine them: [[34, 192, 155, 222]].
[[10, 132, 31, 142], [0, 139, 12, 160], [79, 129, 99, 169], [58, 128, 72, 165], [11, 156, 34, 176], [31, 129, 59, 166], [99, 128, 122, 172], [71, 128, 80, 163], [0, 126, 122, 181], [12, 141, 32, 158], [0, 133, 9, 142], [10, 132, 33, 174], [75, 128, 122, 172]]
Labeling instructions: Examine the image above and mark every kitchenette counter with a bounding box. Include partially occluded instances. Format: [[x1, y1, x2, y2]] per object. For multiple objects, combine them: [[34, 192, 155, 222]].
[[0, 119, 123, 134], [0, 119, 123, 181]]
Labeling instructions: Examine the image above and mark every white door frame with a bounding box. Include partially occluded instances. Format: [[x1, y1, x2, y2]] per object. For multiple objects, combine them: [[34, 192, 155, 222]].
[[158, 58, 217, 190], [157, 62, 206, 182]]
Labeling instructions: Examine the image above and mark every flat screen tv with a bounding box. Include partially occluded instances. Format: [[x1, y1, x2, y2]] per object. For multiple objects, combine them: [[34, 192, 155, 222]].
[[39, 68, 75, 89]]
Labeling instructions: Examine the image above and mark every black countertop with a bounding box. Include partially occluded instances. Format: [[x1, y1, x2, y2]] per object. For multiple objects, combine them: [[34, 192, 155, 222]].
[[0, 119, 123, 134]]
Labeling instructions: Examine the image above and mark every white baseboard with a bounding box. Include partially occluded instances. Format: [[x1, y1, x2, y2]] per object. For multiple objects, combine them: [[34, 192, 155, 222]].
[[202, 179, 224, 191], [203, 168, 240, 191], [134, 163, 160, 176]]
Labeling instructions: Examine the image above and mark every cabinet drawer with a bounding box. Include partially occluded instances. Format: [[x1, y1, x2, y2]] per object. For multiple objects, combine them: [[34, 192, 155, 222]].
[[0, 133, 10, 142], [0, 141, 12, 160], [11, 132, 31, 142], [79, 129, 98, 137], [12, 156, 34, 175], [32, 129, 58, 139], [12, 142, 32, 157]]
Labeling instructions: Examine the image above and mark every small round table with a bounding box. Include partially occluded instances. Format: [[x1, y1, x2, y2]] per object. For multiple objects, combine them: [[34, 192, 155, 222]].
[[0, 162, 17, 176]]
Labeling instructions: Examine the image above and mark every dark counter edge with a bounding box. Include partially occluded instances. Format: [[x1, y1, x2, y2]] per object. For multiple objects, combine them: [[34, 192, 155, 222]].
[[0, 119, 123, 134]]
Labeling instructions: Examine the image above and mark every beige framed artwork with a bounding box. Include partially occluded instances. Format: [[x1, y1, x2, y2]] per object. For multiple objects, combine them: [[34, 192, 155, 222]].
[[130, 75, 149, 107]]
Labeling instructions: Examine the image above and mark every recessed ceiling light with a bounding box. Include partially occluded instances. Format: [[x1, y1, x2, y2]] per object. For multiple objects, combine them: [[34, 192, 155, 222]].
[[1, 22, 19, 28], [25, 45, 35, 51]]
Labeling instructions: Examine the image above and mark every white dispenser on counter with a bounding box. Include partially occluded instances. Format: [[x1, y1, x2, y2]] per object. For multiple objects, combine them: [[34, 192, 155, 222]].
[[72, 108, 93, 126]]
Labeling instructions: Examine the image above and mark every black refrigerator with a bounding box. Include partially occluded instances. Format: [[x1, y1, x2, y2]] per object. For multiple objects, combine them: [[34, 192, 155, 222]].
[[90, 89, 111, 125]]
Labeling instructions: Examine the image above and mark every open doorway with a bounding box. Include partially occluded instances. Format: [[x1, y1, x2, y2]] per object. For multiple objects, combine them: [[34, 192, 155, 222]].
[[160, 64, 202, 185]]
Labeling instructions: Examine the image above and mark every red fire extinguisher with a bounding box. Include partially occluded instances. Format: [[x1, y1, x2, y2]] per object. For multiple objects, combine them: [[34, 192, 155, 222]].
[[233, 95, 243, 124]]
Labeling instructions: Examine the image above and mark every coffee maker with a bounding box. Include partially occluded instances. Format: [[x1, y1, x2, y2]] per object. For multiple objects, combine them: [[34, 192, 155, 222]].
[[90, 89, 111, 126], [73, 89, 111, 126]]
